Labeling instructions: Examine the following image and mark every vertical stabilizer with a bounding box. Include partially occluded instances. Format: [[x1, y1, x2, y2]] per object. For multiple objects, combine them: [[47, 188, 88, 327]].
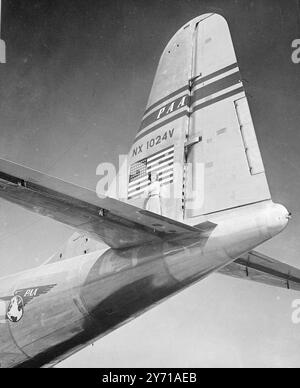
[[127, 14, 271, 221]]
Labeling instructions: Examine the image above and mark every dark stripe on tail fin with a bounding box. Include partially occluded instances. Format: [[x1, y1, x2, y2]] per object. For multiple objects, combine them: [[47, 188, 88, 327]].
[[134, 85, 244, 144], [142, 62, 238, 117]]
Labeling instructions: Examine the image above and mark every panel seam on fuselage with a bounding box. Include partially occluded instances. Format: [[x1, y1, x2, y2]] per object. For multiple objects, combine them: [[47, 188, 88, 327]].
[[193, 198, 272, 220], [7, 321, 31, 360]]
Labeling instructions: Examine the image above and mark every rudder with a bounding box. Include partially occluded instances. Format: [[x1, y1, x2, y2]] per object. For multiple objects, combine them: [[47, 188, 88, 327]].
[[184, 14, 270, 217]]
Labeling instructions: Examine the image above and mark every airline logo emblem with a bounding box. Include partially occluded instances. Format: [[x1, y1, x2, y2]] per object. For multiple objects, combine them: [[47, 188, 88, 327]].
[[7, 295, 24, 323], [0, 284, 57, 323]]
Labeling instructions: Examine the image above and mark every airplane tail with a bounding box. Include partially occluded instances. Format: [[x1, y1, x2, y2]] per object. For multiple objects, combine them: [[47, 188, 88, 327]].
[[126, 14, 271, 221]]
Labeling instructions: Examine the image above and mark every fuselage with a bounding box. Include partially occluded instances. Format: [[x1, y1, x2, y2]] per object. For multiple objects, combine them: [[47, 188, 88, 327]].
[[0, 200, 289, 368]]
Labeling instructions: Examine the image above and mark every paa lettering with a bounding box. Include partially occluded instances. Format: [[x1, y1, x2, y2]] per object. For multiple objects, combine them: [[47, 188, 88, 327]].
[[157, 95, 188, 120], [23, 289, 39, 297]]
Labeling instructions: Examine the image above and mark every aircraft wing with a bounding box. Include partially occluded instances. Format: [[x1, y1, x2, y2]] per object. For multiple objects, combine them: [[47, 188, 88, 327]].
[[218, 250, 300, 291], [0, 158, 215, 249]]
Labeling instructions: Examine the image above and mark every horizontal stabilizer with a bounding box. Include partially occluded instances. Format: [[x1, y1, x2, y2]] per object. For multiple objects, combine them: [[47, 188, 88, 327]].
[[0, 158, 216, 249], [219, 250, 300, 291]]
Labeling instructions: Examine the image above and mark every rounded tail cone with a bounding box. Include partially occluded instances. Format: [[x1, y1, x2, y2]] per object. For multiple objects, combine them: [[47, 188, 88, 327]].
[[266, 202, 291, 238]]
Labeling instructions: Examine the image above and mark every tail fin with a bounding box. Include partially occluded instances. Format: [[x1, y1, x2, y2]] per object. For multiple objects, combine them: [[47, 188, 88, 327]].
[[127, 14, 271, 221]]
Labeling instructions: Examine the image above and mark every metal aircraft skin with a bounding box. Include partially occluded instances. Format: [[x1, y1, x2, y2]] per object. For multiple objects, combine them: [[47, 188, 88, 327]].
[[0, 14, 296, 368]]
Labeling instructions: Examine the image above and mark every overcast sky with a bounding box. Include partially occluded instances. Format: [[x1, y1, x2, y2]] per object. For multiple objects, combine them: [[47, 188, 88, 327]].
[[1, 0, 300, 367]]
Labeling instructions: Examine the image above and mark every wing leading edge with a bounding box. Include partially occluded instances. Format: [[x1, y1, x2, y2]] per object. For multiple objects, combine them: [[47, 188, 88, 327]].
[[219, 250, 300, 291], [0, 158, 216, 249]]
